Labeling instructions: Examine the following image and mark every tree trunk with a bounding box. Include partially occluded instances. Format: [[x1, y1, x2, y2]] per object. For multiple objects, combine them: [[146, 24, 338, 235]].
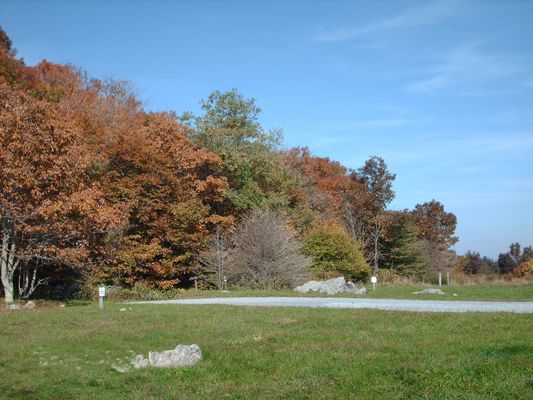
[[1, 230, 18, 303], [1, 232, 15, 303], [372, 215, 380, 276]]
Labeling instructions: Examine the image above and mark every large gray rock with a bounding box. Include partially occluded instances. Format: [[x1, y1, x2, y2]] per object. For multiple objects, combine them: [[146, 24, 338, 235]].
[[132, 344, 202, 369], [294, 277, 366, 295], [413, 288, 445, 295]]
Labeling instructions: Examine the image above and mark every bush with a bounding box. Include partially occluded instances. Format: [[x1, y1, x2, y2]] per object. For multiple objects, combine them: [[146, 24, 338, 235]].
[[303, 225, 370, 281], [231, 208, 311, 289], [514, 260, 533, 277], [80, 281, 179, 301]]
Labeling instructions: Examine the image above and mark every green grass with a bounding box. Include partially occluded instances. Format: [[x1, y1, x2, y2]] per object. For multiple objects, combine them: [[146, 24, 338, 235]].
[[171, 283, 533, 302], [1, 302, 532, 399]]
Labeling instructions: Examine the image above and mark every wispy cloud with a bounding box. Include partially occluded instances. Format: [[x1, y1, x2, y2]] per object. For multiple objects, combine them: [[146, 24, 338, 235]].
[[315, 1, 458, 43], [408, 45, 531, 94]]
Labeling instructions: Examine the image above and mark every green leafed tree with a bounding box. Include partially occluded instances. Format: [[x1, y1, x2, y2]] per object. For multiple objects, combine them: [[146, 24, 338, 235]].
[[181, 89, 299, 213], [303, 224, 370, 281], [381, 211, 427, 278], [357, 156, 396, 275]]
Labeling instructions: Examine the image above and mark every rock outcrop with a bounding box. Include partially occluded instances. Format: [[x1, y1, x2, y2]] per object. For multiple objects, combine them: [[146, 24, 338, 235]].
[[294, 277, 367, 295], [132, 344, 202, 369]]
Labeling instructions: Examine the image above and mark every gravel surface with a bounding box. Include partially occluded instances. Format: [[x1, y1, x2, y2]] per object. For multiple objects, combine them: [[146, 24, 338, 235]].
[[129, 297, 533, 313]]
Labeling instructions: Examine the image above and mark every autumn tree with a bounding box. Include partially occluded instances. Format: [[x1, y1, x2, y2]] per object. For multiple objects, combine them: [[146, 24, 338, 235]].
[[86, 110, 231, 288], [411, 200, 458, 247], [0, 82, 121, 303]]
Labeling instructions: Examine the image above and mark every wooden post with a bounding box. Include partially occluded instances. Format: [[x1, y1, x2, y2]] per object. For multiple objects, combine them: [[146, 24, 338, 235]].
[[191, 277, 198, 291], [438, 272, 442, 287]]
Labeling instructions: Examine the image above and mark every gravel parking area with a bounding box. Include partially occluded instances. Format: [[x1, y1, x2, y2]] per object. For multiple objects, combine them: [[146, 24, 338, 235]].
[[129, 297, 533, 313]]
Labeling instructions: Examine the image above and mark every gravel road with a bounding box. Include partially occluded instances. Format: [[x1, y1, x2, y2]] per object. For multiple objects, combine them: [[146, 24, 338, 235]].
[[129, 297, 533, 313]]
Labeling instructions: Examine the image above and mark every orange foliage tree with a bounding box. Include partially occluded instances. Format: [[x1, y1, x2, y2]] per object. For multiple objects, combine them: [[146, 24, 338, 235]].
[[0, 82, 121, 303]]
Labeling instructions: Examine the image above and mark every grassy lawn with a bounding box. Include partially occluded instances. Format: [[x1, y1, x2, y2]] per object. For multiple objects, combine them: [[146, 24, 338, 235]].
[[170, 283, 533, 302], [1, 302, 533, 399]]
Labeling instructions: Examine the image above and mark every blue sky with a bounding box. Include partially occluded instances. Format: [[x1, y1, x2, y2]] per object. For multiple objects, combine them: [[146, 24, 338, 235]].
[[1, 0, 532, 257]]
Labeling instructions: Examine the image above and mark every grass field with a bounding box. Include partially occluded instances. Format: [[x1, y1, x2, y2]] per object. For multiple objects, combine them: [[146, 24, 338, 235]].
[[169, 283, 533, 302], [1, 300, 533, 399]]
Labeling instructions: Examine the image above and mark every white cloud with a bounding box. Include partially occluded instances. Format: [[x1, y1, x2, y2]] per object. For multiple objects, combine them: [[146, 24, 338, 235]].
[[408, 45, 531, 94], [315, 1, 458, 43]]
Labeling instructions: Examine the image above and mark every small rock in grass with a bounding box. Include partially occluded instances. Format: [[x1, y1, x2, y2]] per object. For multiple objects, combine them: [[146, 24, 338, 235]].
[[453, 293, 458, 297], [112, 364, 129, 373], [277, 317, 298, 325], [8, 303, 21, 310], [23, 301, 36, 309], [59, 304, 66, 308], [413, 288, 445, 295], [119, 308, 126, 312]]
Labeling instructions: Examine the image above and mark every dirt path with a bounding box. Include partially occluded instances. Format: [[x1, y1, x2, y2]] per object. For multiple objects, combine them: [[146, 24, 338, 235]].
[[129, 297, 533, 313]]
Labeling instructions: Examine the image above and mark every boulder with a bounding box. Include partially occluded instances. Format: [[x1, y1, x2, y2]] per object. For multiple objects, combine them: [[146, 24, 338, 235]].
[[23, 301, 36, 309], [8, 303, 21, 310], [344, 281, 367, 295], [413, 288, 445, 295], [294, 277, 366, 295], [132, 344, 202, 369]]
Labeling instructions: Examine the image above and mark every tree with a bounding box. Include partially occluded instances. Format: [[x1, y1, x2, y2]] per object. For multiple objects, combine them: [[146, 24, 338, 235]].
[[195, 227, 232, 290], [182, 90, 298, 213], [381, 211, 426, 277], [358, 156, 396, 211], [231, 208, 310, 289], [91, 111, 232, 288], [0, 82, 121, 303], [497, 242, 531, 274], [303, 224, 370, 281], [357, 156, 396, 275], [411, 200, 458, 247], [461, 251, 487, 275]]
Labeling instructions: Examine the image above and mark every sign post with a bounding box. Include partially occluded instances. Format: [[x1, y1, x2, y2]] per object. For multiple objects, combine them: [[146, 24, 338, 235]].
[[371, 276, 377, 291], [98, 286, 106, 311]]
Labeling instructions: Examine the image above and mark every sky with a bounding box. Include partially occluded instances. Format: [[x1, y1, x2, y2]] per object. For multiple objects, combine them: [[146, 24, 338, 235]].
[[1, 0, 532, 258]]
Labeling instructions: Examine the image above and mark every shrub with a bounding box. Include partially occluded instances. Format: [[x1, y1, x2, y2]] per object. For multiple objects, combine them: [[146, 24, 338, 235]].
[[231, 208, 311, 289], [303, 225, 370, 281], [514, 260, 533, 278]]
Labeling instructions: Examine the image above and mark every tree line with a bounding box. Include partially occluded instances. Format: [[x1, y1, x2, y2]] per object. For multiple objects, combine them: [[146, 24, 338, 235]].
[[0, 28, 528, 302]]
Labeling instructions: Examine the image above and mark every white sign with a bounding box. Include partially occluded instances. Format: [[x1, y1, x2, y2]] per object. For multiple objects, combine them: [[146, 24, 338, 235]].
[[370, 276, 377, 283], [98, 286, 106, 297]]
